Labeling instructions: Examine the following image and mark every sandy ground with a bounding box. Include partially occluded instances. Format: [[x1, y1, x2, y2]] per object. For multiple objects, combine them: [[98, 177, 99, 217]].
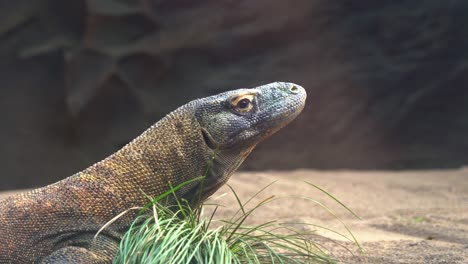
[[1, 169, 467, 263], [208, 169, 468, 263]]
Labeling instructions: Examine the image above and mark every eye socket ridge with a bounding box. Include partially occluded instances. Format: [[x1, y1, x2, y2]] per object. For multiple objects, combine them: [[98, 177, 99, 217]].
[[229, 93, 256, 114]]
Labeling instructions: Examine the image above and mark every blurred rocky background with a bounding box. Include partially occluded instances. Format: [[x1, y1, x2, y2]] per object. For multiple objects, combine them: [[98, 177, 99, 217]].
[[1, 0, 468, 190]]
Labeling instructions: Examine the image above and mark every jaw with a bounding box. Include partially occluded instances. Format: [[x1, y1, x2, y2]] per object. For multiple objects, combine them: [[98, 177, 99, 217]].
[[225, 109, 302, 149]]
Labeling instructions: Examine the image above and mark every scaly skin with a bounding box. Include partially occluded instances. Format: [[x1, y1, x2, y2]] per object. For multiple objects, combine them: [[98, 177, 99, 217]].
[[0, 82, 306, 263]]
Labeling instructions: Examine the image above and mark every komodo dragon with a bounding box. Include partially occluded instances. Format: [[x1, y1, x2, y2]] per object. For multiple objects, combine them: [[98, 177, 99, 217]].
[[0, 82, 306, 263]]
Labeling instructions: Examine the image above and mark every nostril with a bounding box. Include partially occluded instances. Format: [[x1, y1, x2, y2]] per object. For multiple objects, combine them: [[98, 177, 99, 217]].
[[290, 85, 299, 94]]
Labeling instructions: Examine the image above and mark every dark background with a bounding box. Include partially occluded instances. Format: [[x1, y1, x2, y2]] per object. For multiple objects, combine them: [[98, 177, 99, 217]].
[[1, 0, 468, 190]]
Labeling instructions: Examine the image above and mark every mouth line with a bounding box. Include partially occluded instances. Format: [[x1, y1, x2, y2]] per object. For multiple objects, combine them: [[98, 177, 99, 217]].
[[259, 99, 305, 126], [224, 107, 303, 149], [253, 110, 299, 133]]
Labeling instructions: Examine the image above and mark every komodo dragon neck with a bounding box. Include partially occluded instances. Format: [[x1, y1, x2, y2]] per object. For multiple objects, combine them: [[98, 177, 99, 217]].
[[75, 100, 214, 204]]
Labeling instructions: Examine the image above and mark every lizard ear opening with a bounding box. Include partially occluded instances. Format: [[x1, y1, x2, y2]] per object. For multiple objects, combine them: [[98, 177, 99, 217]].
[[201, 128, 217, 149]]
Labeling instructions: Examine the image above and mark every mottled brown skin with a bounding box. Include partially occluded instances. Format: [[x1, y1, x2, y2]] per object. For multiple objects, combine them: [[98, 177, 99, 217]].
[[0, 82, 306, 263]]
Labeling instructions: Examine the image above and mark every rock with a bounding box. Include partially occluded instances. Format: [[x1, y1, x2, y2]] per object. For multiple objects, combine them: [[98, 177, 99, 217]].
[[1, 0, 468, 188]]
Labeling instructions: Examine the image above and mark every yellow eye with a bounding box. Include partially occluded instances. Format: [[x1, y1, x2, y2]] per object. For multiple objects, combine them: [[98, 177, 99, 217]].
[[231, 94, 255, 113]]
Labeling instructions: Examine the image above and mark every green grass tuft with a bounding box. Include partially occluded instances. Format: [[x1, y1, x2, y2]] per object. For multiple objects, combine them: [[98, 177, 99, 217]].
[[111, 180, 360, 264]]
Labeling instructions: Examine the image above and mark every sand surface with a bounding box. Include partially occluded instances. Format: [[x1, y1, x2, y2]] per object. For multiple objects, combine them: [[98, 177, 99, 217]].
[[1, 169, 467, 263], [209, 169, 468, 263]]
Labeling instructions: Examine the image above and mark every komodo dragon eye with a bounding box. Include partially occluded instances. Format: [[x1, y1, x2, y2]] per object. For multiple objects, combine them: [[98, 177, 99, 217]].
[[237, 99, 250, 109], [230, 94, 255, 113]]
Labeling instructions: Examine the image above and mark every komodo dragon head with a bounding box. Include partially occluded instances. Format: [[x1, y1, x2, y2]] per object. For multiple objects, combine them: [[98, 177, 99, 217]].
[[189, 82, 307, 202]]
